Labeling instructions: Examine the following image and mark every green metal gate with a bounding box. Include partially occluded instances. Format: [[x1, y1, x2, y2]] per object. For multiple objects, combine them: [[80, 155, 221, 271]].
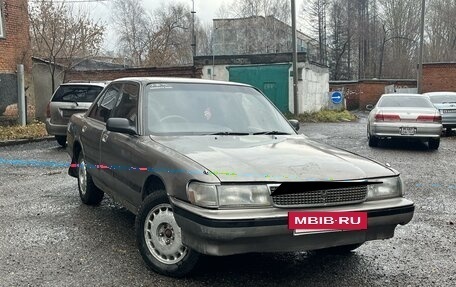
[[228, 64, 290, 113]]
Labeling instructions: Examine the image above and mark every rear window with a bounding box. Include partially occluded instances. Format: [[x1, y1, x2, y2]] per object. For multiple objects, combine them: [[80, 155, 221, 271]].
[[51, 85, 104, 103], [378, 96, 433, 108], [428, 94, 456, 104]]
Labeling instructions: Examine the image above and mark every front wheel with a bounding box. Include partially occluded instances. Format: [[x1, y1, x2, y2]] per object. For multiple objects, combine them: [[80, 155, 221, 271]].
[[135, 190, 200, 277]]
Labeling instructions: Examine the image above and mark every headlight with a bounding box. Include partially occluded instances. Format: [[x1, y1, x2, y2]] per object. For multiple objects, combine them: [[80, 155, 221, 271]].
[[187, 182, 218, 208], [217, 185, 271, 207], [367, 176, 403, 200], [186, 182, 272, 208]]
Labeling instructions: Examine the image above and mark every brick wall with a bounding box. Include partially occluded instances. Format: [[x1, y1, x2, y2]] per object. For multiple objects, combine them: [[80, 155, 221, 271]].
[[422, 63, 456, 93], [0, 0, 33, 118], [330, 80, 417, 110], [65, 66, 203, 82], [0, 0, 31, 73]]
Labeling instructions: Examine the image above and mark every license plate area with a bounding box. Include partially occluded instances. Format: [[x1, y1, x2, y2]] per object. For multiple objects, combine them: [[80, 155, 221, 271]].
[[400, 127, 416, 135], [288, 211, 367, 236]]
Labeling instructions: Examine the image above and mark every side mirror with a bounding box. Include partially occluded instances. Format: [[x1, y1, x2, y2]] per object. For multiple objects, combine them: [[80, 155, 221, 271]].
[[289, 119, 300, 131], [366, 104, 374, 111], [106, 118, 137, 135]]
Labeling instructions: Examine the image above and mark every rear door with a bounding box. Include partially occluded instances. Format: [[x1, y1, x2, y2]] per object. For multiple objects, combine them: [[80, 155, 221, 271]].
[[81, 83, 122, 181]]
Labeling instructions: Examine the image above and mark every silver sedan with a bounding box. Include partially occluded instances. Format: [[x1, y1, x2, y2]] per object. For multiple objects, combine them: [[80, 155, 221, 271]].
[[367, 94, 442, 149], [423, 91, 456, 135]]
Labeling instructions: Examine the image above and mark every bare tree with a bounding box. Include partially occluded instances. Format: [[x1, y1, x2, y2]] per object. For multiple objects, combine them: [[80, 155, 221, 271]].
[[111, 0, 150, 67], [146, 3, 193, 66], [29, 0, 105, 91], [301, 0, 328, 65], [425, 0, 456, 62], [230, 0, 291, 23], [379, 0, 420, 78]]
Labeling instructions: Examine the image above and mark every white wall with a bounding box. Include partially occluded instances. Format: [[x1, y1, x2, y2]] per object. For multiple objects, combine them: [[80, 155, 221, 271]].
[[289, 63, 329, 113], [201, 65, 230, 81]]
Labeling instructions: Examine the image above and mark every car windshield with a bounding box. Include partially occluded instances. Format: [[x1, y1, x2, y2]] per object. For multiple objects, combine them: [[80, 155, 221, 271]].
[[52, 85, 104, 103], [143, 82, 295, 135], [378, 96, 433, 108], [427, 94, 456, 104]]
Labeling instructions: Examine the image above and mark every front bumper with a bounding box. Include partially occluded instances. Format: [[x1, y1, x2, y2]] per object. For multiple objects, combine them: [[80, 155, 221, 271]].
[[372, 122, 442, 138], [171, 197, 414, 256], [45, 118, 68, 136]]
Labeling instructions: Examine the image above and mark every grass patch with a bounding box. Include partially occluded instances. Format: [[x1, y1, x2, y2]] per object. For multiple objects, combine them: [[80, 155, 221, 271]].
[[0, 121, 48, 141], [286, 109, 357, 123]]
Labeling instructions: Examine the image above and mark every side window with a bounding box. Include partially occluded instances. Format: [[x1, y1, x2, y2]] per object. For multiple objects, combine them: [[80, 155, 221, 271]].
[[88, 84, 122, 122], [0, 1, 4, 38], [111, 83, 139, 127]]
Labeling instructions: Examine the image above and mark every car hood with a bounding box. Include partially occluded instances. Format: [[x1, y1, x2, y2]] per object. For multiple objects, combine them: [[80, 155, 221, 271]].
[[150, 135, 396, 182]]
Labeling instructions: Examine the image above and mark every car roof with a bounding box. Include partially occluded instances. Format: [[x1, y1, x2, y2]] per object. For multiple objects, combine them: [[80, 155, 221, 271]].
[[381, 93, 422, 97], [111, 77, 252, 87], [60, 82, 108, 87], [423, 91, 456, 96]]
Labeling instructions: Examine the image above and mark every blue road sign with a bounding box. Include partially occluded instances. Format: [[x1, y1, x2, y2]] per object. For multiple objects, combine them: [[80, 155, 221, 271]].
[[331, 91, 343, 104]]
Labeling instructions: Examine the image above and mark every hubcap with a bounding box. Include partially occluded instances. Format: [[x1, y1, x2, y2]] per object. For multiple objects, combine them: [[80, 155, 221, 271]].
[[78, 159, 87, 196], [144, 204, 187, 264]]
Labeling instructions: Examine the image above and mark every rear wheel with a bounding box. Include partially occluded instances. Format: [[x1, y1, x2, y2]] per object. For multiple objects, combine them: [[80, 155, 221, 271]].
[[77, 153, 104, 205], [367, 126, 379, 147], [135, 190, 200, 277], [55, 135, 67, 147], [428, 138, 440, 150], [314, 243, 363, 255]]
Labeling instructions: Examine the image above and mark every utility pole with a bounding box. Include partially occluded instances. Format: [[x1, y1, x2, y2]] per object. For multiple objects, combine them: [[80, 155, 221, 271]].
[[191, 0, 196, 57], [417, 0, 425, 93], [291, 0, 299, 116]]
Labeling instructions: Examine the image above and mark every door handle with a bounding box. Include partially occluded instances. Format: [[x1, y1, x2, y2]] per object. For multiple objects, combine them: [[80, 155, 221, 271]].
[[101, 133, 109, 143], [82, 125, 87, 133]]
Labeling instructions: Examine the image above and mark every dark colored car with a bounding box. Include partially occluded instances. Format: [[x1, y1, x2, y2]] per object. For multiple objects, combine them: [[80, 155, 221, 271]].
[[45, 82, 106, 146], [67, 78, 414, 277]]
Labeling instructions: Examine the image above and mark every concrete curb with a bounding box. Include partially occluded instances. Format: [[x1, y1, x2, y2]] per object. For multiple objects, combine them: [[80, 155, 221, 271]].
[[0, 136, 54, 147]]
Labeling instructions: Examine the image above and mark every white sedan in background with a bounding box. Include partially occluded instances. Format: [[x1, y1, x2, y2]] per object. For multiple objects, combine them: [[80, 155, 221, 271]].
[[423, 91, 456, 135], [367, 94, 442, 150]]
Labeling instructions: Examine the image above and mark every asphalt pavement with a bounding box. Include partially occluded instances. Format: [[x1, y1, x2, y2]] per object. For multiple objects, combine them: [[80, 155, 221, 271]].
[[0, 116, 455, 286]]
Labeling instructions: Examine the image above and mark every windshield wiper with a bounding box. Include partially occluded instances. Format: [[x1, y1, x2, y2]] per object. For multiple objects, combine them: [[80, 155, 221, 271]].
[[253, 131, 291, 135], [209, 132, 250, 135]]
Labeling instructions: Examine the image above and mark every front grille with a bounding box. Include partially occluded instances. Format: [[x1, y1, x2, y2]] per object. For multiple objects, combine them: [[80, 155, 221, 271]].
[[270, 185, 367, 207]]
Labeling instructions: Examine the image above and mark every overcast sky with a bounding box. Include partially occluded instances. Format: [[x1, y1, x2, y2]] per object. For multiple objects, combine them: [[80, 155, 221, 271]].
[[82, 0, 307, 52]]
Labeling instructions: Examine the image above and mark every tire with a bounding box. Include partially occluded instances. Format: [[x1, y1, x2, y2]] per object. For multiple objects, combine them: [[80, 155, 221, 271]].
[[367, 127, 378, 147], [446, 128, 452, 136], [314, 243, 363, 255], [77, 152, 104, 205], [55, 135, 67, 147], [135, 190, 200, 278], [428, 138, 440, 150]]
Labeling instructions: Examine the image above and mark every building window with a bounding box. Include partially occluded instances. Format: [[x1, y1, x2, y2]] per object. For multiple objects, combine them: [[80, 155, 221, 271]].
[[0, 1, 4, 38]]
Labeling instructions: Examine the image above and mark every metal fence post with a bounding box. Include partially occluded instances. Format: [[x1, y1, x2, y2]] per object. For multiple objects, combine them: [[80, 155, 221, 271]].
[[17, 64, 26, 126]]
